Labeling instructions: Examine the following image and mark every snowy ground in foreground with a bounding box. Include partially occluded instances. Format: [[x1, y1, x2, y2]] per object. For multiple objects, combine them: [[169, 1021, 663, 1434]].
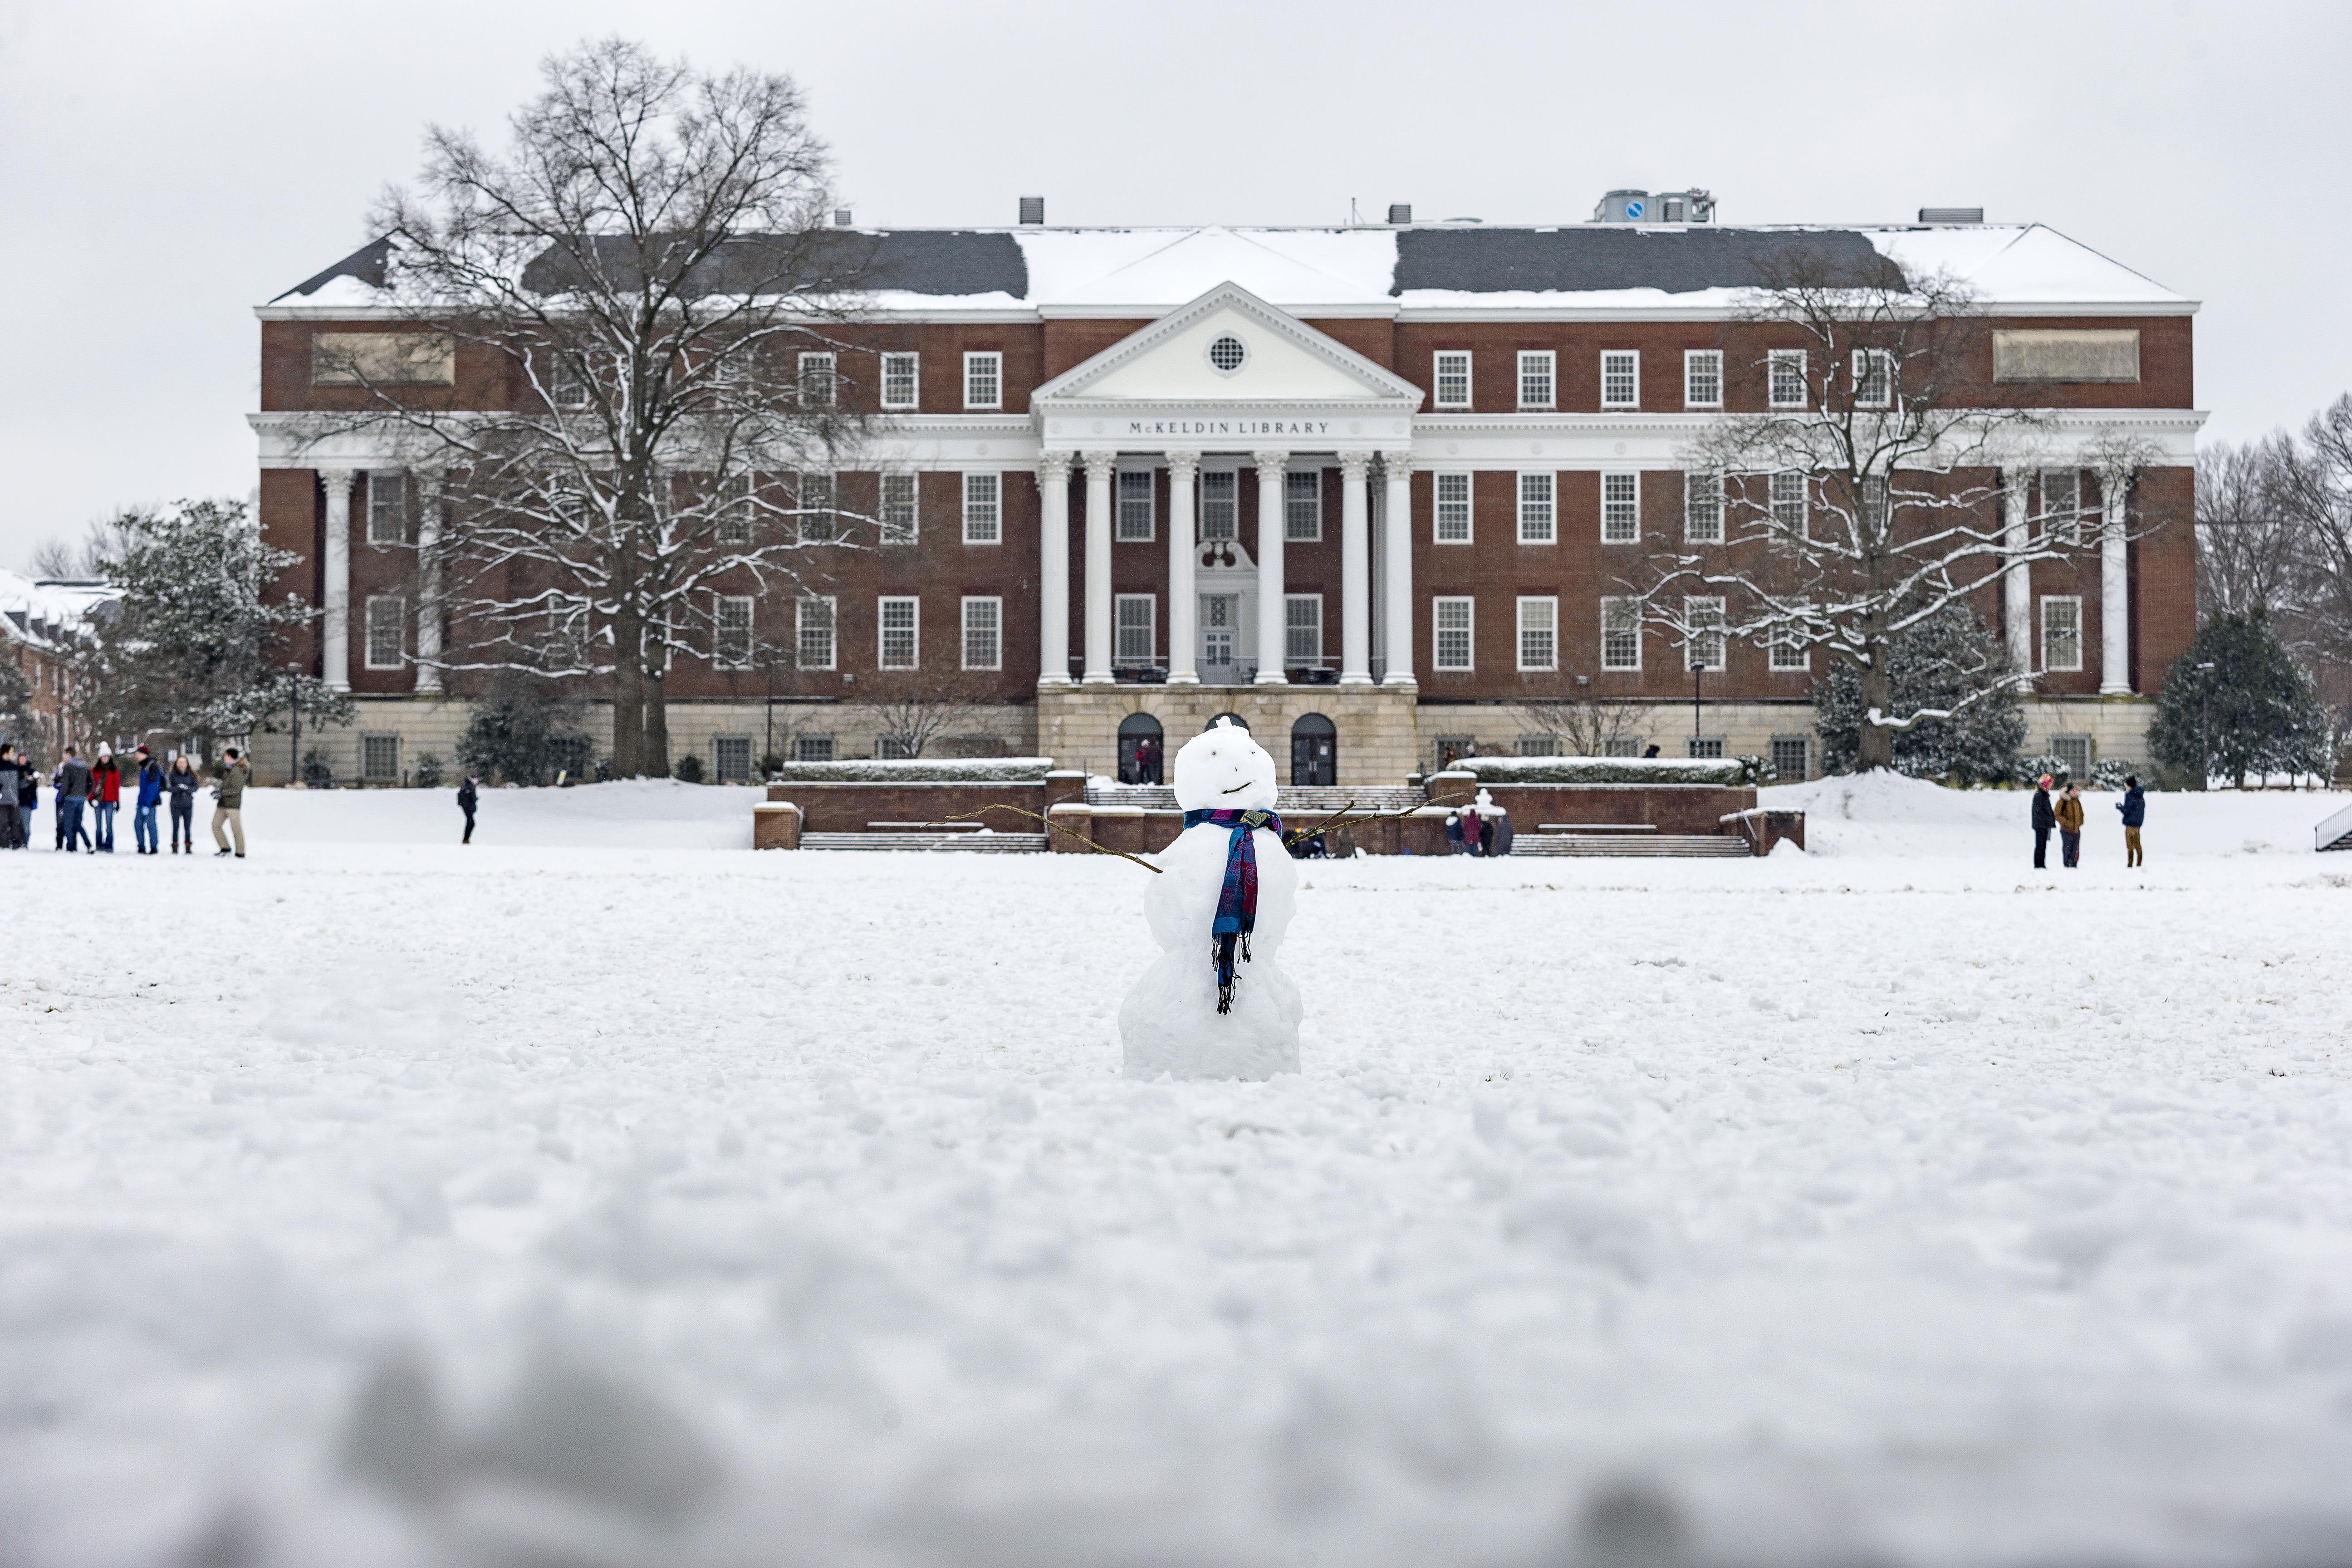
[[4, 779, 2351, 1568]]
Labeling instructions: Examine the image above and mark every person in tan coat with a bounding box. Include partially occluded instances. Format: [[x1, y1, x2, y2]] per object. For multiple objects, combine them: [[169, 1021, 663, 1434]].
[[211, 747, 251, 858], [2053, 781, 2086, 868]]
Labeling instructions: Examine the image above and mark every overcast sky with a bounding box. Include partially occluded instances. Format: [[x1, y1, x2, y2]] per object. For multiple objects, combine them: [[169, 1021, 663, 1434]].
[[1, 0, 2343, 570]]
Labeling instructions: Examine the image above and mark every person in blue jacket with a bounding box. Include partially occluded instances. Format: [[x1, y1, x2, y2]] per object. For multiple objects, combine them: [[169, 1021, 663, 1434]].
[[2115, 774, 2146, 867], [132, 745, 165, 855]]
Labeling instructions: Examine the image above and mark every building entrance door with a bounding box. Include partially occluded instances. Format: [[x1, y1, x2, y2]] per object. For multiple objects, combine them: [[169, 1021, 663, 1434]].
[[1200, 594, 1239, 683]]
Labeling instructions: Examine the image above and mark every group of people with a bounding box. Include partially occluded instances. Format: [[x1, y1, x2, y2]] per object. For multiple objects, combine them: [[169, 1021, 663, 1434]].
[[2030, 773, 2147, 869], [1443, 790, 1514, 856], [0, 742, 251, 857]]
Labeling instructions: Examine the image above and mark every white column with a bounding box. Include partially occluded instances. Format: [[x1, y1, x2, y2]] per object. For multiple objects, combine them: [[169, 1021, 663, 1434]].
[[2100, 470, 2132, 694], [1339, 452, 1373, 684], [415, 472, 444, 693], [1166, 451, 1200, 683], [1253, 451, 1289, 684], [1037, 453, 1072, 686], [1381, 452, 1416, 686], [1082, 451, 1116, 684], [321, 469, 353, 691], [2002, 468, 2032, 684]]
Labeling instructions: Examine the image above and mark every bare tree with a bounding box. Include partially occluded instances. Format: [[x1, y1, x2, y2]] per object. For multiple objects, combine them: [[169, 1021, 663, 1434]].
[[1634, 248, 2136, 770], [2274, 395, 2352, 674], [304, 39, 876, 776], [2196, 434, 2306, 618], [864, 669, 993, 760], [1514, 675, 1646, 756]]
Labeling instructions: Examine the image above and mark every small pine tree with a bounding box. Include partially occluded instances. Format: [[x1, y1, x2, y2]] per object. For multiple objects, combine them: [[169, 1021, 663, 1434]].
[[458, 676, 588, 786], [2148, 609, 2332, 787], [1814, 606, 2027, 783]]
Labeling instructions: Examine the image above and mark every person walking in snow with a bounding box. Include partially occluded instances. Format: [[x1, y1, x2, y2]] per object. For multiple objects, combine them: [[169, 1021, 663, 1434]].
[[89, 744, 122, 853], [57, 746, 93, 853], [457, 773, 479, 843], [17, 755, 36, 850], [165, 752, 199, 854], [1459, 799, 1484, 858], [1443, 810, 1465, 854], [131, 746, 163, 854], [2030, 774, 2056, 869], [2116, 775, 2146, 867], [210, 747, 250, 858], [2054, 781, 2085, 868], [0, 743, 21, 850]]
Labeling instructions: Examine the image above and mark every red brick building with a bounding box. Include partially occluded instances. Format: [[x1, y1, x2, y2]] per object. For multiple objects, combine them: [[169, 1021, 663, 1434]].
[[250, 196, 2200, 785]]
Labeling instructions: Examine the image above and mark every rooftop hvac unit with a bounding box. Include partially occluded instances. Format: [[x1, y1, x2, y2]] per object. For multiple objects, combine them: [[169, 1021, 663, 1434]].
[[1654, 189, 1716, 224], [1592, 189, 1650, 223], [1917, 206, 1984, 224], [1018, 195, 1045, 225], [1387, 203, 1412, 225]]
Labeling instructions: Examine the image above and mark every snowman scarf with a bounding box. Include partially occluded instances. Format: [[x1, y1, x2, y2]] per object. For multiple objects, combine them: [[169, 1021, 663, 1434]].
[[1182, 808, 1285, 1013]]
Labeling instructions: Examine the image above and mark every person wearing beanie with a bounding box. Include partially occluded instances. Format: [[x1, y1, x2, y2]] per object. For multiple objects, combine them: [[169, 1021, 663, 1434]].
[[89, 742, 122, 853], [132, 745, 165, 854], [2030, 773, 2056, 869]]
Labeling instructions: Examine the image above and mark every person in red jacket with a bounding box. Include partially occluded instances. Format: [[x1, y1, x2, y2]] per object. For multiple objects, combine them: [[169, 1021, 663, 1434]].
[[89, 742, 122, 854]]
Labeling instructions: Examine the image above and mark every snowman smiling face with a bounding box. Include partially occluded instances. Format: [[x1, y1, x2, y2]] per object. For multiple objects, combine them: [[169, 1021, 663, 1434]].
[[1171, 718, 1279, 814]]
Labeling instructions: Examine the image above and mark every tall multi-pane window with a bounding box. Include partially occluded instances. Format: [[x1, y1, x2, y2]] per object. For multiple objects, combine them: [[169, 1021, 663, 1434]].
[[1601, 351, 1639, 409], [1284, 470, 1322, 541], [962, 471, 1001, 544], [1517, 350, 1555, 410], [1770, 736, 1810, 782], [1518, 472, 1556, 543], [1769, 470, 1809, 536], [1769, 349, 1808, 409], [1433, 351, 1472, 409], [1600, 597, 1642, 671], [1769, 622, 1811, 671], [1118, 470, 1155, 541], [796, 596, 837, 670], [361, 734, 401, 780], [878, 596, 920, 669], [364, 595, 404, 669], [792, 734, 835, 762], [880, 352, 920, 410], [2041, 596, 2083, 671], [1602, 472, 1640, 542], [1517, 597, 1558, 671], [1683, 596, 1727, 671], [713, 737, 754, 783], [1432, 597, 1474, 671], [2040, 468, 2081, 543], [880, 473, 919, 544], [794, 471, 838, 543], [1852, 348, 1893, 407], [1200, 470, 1237, 539], [1434, 472, 1472, 542], [798, 352, 837, 408], [963, 596, 1003, 670], [1284, 595, 1322, 668], [716, 473, 754, 545], [715, 595, 754, 668], [1114, 595, 1155, 666], [963, 351, 1002, 410], [1685, 471, 1725, 542], [1684, 350, 1723, 409], [367, 472, 406, 545]]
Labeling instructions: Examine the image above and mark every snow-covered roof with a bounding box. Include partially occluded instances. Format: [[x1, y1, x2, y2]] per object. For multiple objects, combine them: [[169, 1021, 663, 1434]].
[[263, 222, 2194, 319], [0, 571, 115, 648]]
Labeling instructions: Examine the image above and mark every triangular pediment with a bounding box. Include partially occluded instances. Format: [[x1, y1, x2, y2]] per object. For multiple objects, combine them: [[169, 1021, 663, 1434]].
[[1034, 282, 1421, 407]]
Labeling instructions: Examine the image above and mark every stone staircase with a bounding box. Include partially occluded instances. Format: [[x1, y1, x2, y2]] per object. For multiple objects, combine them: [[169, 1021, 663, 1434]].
[[800, 831, 1049, 853], [2317, 801, 2352, 853], [1515, 833, 1754, 858]]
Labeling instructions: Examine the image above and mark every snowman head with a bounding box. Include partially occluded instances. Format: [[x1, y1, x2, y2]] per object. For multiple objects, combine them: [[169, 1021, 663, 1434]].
[[1171, 717, 1278, 813]]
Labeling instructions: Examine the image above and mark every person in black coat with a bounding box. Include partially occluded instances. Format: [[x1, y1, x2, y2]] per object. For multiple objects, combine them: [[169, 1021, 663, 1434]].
[[165, 753, 200, 854], [2116, 775, 2146, 867], [2030, 774, 2056, 868], [457, 774, 479, 843], [0, 743, 20, 850]]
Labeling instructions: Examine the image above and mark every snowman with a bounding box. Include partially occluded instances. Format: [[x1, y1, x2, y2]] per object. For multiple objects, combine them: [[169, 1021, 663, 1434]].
[[1117, 718, 1303, 1081]]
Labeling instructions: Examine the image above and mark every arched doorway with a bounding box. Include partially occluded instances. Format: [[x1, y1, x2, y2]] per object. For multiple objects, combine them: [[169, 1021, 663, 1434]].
[[1117, 712, 1165, 784], [1205, 711, 1250, 731], [1290, 713, 1336, 786]]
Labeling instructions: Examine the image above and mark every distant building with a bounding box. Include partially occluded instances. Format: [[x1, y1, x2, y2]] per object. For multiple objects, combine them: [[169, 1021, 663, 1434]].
[[0, 572, 113, 764]]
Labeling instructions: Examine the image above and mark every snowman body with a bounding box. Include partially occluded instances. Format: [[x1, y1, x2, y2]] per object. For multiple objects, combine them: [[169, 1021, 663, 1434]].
[[1118, 720, 1302, 1081]]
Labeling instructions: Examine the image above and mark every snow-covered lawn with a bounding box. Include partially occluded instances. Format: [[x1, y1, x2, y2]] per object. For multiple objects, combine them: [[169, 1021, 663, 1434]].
[[4, 779, 2350, 1568]]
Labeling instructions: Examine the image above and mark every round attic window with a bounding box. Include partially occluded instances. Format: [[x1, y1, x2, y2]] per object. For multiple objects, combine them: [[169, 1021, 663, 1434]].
[[1206, 333, 1248, 374]]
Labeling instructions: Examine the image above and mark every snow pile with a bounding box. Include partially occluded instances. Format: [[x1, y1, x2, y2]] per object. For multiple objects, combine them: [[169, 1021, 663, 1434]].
[[1450, 755, 1749, 786]]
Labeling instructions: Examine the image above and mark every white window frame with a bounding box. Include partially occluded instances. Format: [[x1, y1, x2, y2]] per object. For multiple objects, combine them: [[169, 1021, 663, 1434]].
[[1601, 471, 1641, 543], [1200, 468, 1238, 540], [1118, 468, 1156, 542], [714, 594, 754, 669], [1283, 593, 1323, 668], [1852, 348, 1894, 409], [1683, 596, 1727, 672], [1516, 596, 1558, 672], [880, 472, 919, 544], [716, 472, 754, 546], [794, 470, 838, 544], [367, 471, 406, 546], [1433, 351, 1472, 410], [1434, 471, 1473, 544], [1600, 350, 1640, 410], [1768, 622, 1811, 672], [962, 470, 1001, 545], [963, 351, 1003, 411], [1113, 593, 1156, 666], [363, 594, 405, 671], [1517, 470, 1556, 544], [1769, 349, 1808, 410], [1600, 597, 1642, 672], [962, 595, 1003, 671], [1432, 596, 1475, 672], [1769, 470, 1809, 537], [1284, 468, 1323, 542], [1516, 350, 1556, 411], [878, 596, 920, 670], [1683, 349, 1723, 410], [796, 595, 837, 671], [880, 351, 920, 411], [2041, 595, 2083, 672], [798, 351, 837, 409], [2040, 468, 2082, 544], [1684, 470, 1724, 543]]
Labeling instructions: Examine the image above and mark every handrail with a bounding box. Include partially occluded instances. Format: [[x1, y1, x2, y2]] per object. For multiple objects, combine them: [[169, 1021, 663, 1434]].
[[2316, 800, 2352, 852]]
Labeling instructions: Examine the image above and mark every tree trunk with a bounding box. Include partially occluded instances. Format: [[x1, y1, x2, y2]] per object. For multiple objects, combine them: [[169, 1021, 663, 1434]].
[[1856, 643, 1896, 771], [643, 660, 670, 777], [610, 603, 643, 778]]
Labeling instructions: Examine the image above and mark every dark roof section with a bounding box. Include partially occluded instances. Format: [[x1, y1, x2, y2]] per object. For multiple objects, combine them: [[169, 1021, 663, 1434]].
[[273, 236, 395, 303], [517, 229, 1030, 299], [1392, 225, 1904, 296]]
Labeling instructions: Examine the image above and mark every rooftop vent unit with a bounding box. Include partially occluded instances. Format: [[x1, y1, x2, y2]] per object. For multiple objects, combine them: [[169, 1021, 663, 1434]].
[[1592, 188, 1714, 224], [1387, 203, 1412, 225], [1917, 206, 1984, 224], [1592, 189, 1649, 223], [832, 208, 853, 227], [1018, 195, 1045, 225]]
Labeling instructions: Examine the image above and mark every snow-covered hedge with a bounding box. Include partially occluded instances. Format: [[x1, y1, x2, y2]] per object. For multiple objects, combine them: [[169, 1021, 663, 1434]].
[[1448, 755, 1750, 786], [772, 757, 1054, 784]]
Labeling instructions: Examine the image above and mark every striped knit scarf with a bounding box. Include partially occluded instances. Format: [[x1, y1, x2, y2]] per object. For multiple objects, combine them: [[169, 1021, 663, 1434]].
[[1182, 807, 1284, 1014]]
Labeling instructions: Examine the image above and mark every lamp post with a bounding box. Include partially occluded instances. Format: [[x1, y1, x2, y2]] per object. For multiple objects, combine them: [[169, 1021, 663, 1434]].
[[2195, 658, 2216, 792]]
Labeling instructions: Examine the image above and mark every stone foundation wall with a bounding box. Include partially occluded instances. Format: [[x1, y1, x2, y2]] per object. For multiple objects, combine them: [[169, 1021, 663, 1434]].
[[1036, 683, 1420, 784]]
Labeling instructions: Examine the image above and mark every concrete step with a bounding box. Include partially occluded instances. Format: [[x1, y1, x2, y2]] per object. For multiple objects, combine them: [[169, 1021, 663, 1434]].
[[1515, 834, 1754, 858], [801, 832, 1048, 853], [1083, 785, 1431, 815]]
